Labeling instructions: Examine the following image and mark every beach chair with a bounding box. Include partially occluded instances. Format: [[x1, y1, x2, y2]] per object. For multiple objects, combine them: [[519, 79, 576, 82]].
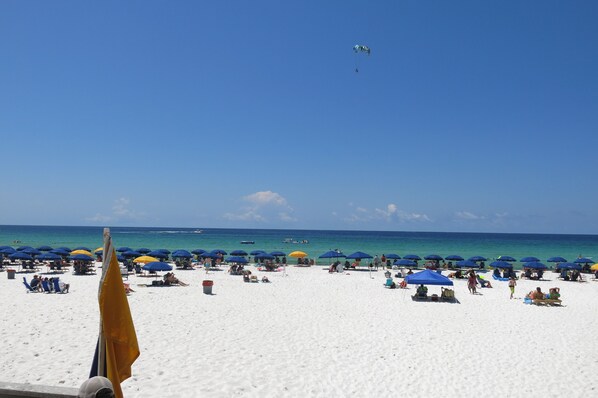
[[22, 277, 39, 293], [532, 298, 562, 306], [52, 278, 68, 293], [41, 280, 52, 293]]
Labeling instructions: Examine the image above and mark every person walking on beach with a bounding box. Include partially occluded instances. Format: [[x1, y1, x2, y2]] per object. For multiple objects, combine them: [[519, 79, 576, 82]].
[[373, 255, 381, 270], [508, 277, 516, 299], [467, 270, 477, 294]]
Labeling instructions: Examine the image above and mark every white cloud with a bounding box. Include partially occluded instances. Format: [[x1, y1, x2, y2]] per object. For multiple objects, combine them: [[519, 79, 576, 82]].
[[344, 203, 431, 224], [85, 197, 143, 223], [224, 191, 296, 223], [244, 191, 288, 206], [455, 211, 484, 220]]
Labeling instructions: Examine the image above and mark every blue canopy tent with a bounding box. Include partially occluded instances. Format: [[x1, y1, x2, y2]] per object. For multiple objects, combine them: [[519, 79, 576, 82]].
[[405, 269, 453, 286]]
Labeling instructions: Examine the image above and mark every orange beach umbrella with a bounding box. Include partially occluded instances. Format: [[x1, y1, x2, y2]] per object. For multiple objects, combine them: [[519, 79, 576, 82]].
[[289, 251, 308, 258], [133, 256, 159, 264], [71, 249, 93, 256], [591, 263, 598, 271]]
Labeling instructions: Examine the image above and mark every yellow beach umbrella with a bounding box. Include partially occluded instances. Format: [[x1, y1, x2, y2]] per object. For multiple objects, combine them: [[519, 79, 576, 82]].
[[590, 263, 598, 271], [71, 249, 93, 256], [133, 255, 159, 264], [94, 247, 103, 253], [289, 251, 308, 258]]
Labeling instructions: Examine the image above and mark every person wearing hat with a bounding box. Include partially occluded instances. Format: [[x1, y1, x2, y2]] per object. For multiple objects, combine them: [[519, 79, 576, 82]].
[[78, 376, 115, 398]]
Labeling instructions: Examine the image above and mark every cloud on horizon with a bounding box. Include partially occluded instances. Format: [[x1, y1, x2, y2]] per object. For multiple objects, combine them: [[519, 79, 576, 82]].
[[341, 203, 431, 224], [86, 197, 144, 223], [223, 190, 297, 223]]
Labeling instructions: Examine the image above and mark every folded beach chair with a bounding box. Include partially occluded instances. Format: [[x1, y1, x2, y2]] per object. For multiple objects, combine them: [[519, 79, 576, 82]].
[[52, 278, 67, 294], [41, 280, 52, 293], [22, 277, 38, 293]]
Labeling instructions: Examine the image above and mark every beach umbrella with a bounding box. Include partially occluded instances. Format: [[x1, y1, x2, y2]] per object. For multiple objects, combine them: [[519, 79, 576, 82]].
[[289, 251, 308, 258], [117, 247, 132, 253], [36, 245, 53, 251], [226, 256, 248, 264], [71, 249, 93, 256], [22, 248, 41, 256], [142, 261, 173, 272], [37, 253, 62, 261], [424, 254, 443, 261], [490, 261, 513, 269], [255, 253, 275, 260], [0, 247, 16, 254], [385, 253, 400, 259], [497, 256, 516, 262], [270, 251, 286, 257], [211, 249, 227, 255], [520, 256, 540, 263], [558, 262, 581, 270], [319, 250, 346, 259], [590, 263, 598, 271], [346, 251, 373, 260], [0, 245, 14, 250], [547, 256, 568, 263], [250, 250, 266, 256], [201, 252, 219, 259], [468, 256, 487, 262], [574, 257, 593, 264], [172, 250, 192, 259], [523, 262, 547, 270], [445, 255, 464, 261], [148, 250, 168, 259], [133, 256, 159, 264], [191, 249, 206, 255], [403, 254, 421, 261], [70, 254, 94, 261], [122, 250, 142, 258], [405, 269, 453, 286], [156, 249, 171, 254], [230, 250, 248, 256], [94, 247, 103, 253], [137, 248, 152, 254], [9, 252, 33, 261], [17, 246, 35, 251], [455, 260, 479, 268], [73, 246, 91, 252], [51, 248, 70, 256], [56, 247, 72, 253], [394, 259, 417, 267]]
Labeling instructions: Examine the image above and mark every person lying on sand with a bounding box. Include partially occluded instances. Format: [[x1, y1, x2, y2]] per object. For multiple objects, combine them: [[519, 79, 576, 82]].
[[163, 272, 188, 286]]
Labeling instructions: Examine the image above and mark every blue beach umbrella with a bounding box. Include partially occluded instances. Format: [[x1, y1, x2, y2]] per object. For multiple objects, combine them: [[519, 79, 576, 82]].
[[520, 256, 540, 263], [9, 252, 33, 261], [23, 248, 41, 256], [445, 255, 464, 261], [497, 256, 516, 262], [558, 262, 581, 270], [156, 249, 171, 254], [201, 252, 219, 259], [270, 251, 286, 257], [37, 245, 54, 251], [211, 249, 227, 255], [37, 253, 62, 261], [490, 261, 513, 269], [56, 247, 72, 253], [117, 247, 132, 253], [191, 249, 206, 255], [385, 253, 400, 259], [230, 250, 248, 256], [319, 250, 346, 259], [523, 262, 547, 270], [574, 257, 593, 264], [346, 251, 373, 260], [148, 250, 169, 259], [394, 259, 417, 267], [250, 250, 266, 256], [142, 261, 173, 272], [70, 254, 94, 261], [403, 254, 421, 261], [0, 245, 14, 251], [405, 269, 453, 286], [122, 250, 142, 258], [547, 256, 568, 263], [51, 248, 70, 256], [137, 248, 152, 254], [17, 246, 34, 252], [468, 256, 487, 262], [255, 253, 275, 260], [455, 260, 479, 268], [424, 254, 443, 261], [226, 256, 248, 264], [172, 250, 192, 258], [0, 247, 16, 254]]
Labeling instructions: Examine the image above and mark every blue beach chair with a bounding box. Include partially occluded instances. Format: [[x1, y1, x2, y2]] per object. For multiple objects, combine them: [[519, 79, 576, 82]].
[[22, 277, 38, 293], [52, 278, 69, 293], [41, 279, 52, 293]]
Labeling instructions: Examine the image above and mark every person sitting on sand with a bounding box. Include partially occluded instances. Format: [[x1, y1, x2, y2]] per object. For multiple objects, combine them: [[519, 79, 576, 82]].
[[549, 287, 560, 300], [477, 275, 492, 288], [416, 284, 428, 297], [531, 287, 545, 300], [30, 275, 43, 292], [164, 272, 188, 286], [262, 276, 270, 283]]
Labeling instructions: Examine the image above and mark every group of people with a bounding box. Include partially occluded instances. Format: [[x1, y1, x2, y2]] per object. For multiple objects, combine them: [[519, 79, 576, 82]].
[[29, 274, 69, 293], [560, 269, 584, 282], [525, 286, 561, 301], [163, 272, 188, 286]]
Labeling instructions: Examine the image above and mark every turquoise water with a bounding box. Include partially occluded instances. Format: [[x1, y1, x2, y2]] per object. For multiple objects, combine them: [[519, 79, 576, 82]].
[[1, 225, 596, 266]]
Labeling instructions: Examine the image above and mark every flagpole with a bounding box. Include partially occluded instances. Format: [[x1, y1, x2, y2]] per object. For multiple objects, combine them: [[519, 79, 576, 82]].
[[97, 227, 111, 376]]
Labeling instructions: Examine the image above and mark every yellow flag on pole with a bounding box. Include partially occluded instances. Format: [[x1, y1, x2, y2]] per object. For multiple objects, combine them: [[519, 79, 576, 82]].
[[98, 229, 140, 398]]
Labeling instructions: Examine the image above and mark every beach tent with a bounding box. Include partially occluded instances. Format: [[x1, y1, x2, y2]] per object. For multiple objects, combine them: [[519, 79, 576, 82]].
[[405, 269, 453, 286]]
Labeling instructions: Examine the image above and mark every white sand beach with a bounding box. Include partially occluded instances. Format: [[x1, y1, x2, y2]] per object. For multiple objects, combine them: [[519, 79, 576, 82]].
[[1, 264, 597, 397]]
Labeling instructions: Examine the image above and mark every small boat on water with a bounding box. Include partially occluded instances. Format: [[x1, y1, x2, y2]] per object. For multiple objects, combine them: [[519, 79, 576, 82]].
[[193, 230, 203, 234], [282, 238, 309, 244], [240, 241, 255, 245]]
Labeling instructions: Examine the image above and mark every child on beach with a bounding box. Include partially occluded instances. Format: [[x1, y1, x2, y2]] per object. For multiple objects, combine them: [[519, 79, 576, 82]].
[[467, 271, 477, 294], [508, 277, 516, 299]]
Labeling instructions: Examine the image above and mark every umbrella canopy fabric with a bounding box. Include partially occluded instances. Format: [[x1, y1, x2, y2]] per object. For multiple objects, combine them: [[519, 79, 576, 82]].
[[250, 250, 266, 256], [56, 247, 72, 253], [455, 260, 479, 268], [384, 253, 400, 259], [270, 251, 286, 257], [574, 257, 593, 264], [319, 250, 346, 259], [50, 249, 70, 256], [520, 256, 540, 263], [523, 262, 547, 269], [254, 253, 275, 260], [497, 256, 516, 262], [490, 261, 513, 269], [17, 246, 34, 251], [9, 252, 33, 261], [172, 250, 192, 258], [70, 254, 94, 261], [37, 253, 62, 261], [590, 263, 598, 271], [117, 247, 133, 253], [94, 247, 104, 253], [211, 249, 227, 255], [201, 252, 219, 259], [230, 250, 248, 256], [191, 249, 206, 255], [142, 262, 173, 272], [73, 246, 91, 252], [148, 250, 169, 259], [36, 245, 53, 251], [22, 248, 41, 255], [445, 255, 464, 261], [0, 247, 16, 254], [122, 251, 142, 258], [133, 256, 159, 264], [547, 256, 568, 263], [403, 254, 421, 261], [156, 249, 171, 254], [558, 262, 581, 270], [71, 249, 93, 256], [394, 259, 417, 267], [468, 256, 487, 262], [424, 254, 443, 261], [288, 251, 308, 258], [405, 269, 453, 286], [226, 256, 248, 264], [137, 248, 152, 254], [346, 251, 373, 260]]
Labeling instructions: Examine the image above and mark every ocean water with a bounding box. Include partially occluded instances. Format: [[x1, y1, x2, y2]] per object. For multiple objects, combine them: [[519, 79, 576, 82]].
[[1, 225, 596, 266]]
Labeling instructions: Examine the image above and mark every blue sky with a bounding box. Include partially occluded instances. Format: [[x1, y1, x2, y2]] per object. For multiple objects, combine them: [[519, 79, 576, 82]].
[[1, 1, 597, 234]]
